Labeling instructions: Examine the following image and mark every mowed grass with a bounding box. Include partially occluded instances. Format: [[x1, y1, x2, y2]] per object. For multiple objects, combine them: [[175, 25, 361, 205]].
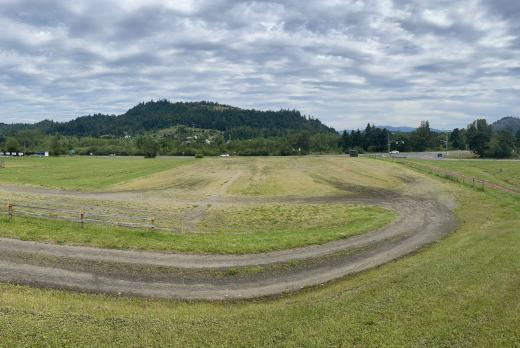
[[227, 156, 407, 196], [197, 204, 390, 234], [0, 173, 519, 345], [118, 156, 410, 196], [1, 155, 417, 196], [406, 158, 520, 191], [0, 204, 395, 254], [0, 156, 192, 191]]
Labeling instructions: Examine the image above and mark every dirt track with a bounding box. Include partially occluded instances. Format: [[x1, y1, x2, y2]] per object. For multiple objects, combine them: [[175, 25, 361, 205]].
[[0, 191, 456, 299]]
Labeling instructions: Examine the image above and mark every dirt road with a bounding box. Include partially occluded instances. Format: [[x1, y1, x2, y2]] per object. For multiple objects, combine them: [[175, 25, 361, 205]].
[[0, 193, 455, 299]]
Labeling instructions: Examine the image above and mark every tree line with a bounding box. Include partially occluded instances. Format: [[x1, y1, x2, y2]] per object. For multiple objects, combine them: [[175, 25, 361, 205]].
[[340, 119, 519, 158], [0, 128, 341, 157], [1, 110, 519, 158]]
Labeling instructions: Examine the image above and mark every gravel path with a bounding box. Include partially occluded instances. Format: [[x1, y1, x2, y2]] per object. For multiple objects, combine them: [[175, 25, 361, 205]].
[[0, 193, 456, 299]]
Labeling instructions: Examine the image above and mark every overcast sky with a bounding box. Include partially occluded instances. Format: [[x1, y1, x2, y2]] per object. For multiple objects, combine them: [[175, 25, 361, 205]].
[[1, 0, 519, 130]]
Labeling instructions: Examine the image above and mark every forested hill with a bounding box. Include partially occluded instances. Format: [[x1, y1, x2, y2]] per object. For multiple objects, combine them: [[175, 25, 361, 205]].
[[0, 100, 336, 138], [491, 116, 520, 134]]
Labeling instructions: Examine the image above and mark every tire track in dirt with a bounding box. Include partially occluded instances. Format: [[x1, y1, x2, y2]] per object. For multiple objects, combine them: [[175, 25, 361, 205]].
[[0, 192, 456, 299]]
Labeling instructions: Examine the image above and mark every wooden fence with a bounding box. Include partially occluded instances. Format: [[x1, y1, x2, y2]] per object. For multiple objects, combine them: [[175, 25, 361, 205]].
[[1, 202, 163, 231], [393, 159, 520, 197]]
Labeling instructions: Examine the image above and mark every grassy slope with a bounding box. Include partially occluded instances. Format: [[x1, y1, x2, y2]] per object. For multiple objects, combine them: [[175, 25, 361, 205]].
[[0, 204, 394, 254], [407, 159, 520, 191], [0, 171, 519, 345], [227, 156, 406, 196], [117, 156, 408, 196], [0, 156, 192, 190], [0, 156, 408, 196], [0, 157, 418, 254]]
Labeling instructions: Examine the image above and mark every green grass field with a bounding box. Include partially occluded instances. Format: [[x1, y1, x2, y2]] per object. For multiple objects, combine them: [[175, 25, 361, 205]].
[[0, 156, 420, 254], [0, 156, 192, 190], [0, 204, 394, 254], [0, 157, 519, 345], [0, 156, 409, 195], [0, 173, 518, 346], [406, 158, 520, 191]]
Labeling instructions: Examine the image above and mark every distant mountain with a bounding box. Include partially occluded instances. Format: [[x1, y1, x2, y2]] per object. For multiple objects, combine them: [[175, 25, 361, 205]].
[[340, 125, 447, 134], [0, 100, 336, 139], [376, 125, 416, 133], [491, 116, 520, 134]]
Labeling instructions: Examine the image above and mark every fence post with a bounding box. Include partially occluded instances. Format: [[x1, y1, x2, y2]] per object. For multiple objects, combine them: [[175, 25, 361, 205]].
[[8, 203, 13, 221], [472, 178, 475, 188], [150, 217, 155, 230], [80, 212, 85, 228]]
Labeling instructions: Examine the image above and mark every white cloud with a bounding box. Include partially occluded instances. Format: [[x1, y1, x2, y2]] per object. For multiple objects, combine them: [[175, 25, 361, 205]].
[[421, 9, 453, 28], [0, 0, 519, 129]]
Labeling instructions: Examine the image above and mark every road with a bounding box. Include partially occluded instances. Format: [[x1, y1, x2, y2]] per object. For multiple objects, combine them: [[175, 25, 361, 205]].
[[362, 150, 473, 160], [0, 192, 455, 300]]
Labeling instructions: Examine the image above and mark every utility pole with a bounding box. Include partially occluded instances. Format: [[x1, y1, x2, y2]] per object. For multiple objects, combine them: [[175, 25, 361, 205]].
[[387, 131, 391, 153]]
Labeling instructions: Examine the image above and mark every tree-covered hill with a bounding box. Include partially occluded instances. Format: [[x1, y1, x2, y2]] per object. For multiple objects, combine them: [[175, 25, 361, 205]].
[[1, 103, 518, 158], [491, 116, 520, 134], [0, 100, 336, 139]]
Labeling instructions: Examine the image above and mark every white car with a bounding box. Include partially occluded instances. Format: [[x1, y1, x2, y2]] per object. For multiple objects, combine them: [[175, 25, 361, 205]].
[[390, 150, 400, 155]]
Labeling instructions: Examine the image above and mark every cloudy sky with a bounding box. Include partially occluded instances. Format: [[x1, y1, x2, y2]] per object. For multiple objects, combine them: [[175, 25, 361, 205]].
[[1, 0, 519, 130]]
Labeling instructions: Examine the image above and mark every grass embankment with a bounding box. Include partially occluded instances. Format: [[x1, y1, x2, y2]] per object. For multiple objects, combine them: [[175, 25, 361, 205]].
[[0, 156, 191, 191], [118, 156, 408, 195], [406, 158, 520, 191], [0, 204, 394, 254], [0, 175, 519, 345]]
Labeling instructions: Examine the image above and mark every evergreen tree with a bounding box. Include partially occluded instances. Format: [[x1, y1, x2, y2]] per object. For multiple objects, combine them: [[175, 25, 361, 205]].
[[377, 128, 389, 152], [449, 128, 465, 150], [363, 124, 373, 150], [351, 130, 362, 148], [411, 121, 432, 152], [340, 131, 351, 152], [487, 131, 515, 158], [466, 119, 492, 157]]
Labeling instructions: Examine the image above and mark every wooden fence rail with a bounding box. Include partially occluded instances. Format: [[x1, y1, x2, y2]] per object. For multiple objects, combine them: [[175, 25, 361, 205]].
[[2, 202, 165, 231], [393, 160, 520, 197]]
